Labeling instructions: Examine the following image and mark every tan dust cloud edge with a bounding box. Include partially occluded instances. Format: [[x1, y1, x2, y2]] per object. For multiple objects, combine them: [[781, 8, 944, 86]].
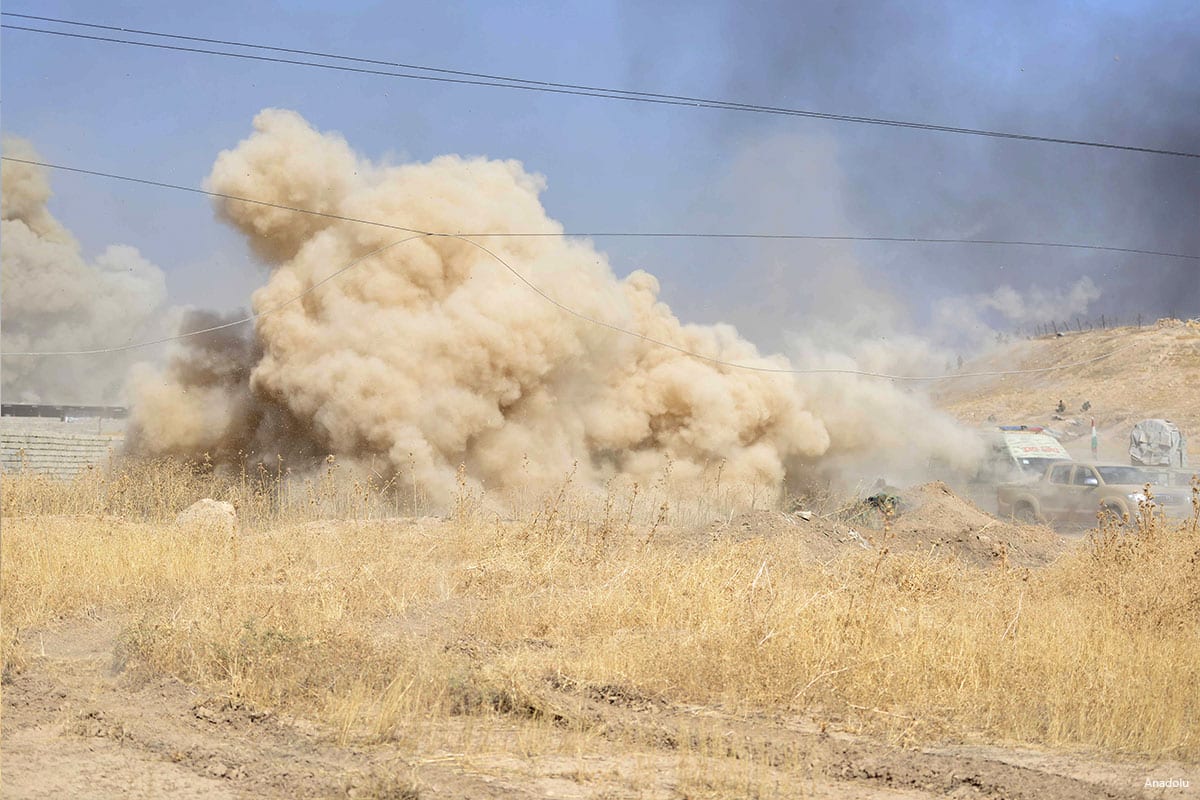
[[1, 137, 178, 404], [130, 108, 979, 500]]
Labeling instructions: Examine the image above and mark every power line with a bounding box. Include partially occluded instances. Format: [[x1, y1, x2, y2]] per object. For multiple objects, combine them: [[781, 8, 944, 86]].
[[0, 223, 1139, 381], [0, 157, 426, 237], [4, 156, 1197, 261], [0, 167, 1143, 381], [4, 15, 1198, 160], [444, 233, 1143, 380], [0, 234, 431, 356]]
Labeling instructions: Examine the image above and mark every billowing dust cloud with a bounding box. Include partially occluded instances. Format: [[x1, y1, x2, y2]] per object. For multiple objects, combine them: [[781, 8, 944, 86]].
[[1, 138, 173, 404], [131, 110, 978, 500]]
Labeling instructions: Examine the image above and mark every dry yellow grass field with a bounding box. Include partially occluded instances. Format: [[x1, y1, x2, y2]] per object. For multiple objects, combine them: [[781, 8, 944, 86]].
[[936, 320, 1200, 439], [3, 461, 1198, 798]]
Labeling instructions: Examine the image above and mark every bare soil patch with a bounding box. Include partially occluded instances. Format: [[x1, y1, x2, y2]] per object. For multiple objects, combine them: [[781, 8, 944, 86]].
[[702, 481, 1069, 568], [4, 615, 1189, 799]]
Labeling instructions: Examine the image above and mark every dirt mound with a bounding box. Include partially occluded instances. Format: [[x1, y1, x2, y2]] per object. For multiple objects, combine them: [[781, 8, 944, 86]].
[[175, 499, 237, 535], [701, 509, 873, 561], [882, 481, 1068, 567], [702, 482, 1068, 568]]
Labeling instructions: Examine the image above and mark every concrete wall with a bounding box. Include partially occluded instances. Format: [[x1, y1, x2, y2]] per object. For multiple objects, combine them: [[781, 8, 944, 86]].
[[0, 417, 126, 479]]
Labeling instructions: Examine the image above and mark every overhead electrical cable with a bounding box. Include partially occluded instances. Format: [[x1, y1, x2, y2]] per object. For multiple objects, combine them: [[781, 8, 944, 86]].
[[0, 234, 432, 356], [0, 223, 1141, 380], [441, 233, 1144, 380], [0, 160, 1146, 380], [3, 15, 1197, 159], [4, 157, 1197, 262]]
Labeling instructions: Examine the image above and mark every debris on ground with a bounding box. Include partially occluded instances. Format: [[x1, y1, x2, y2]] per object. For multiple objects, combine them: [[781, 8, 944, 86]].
[[881, 482, 1067, 567], [700, 481, 1067, 568], [175, 498, 238, 535]]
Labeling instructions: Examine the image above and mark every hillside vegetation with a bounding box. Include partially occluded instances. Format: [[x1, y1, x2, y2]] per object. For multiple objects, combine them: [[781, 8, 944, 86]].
[[936, 320, 1200, 447]]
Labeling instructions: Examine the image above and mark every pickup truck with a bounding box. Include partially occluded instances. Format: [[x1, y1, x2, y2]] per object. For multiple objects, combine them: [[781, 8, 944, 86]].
[[997, 462, 1189, 526]]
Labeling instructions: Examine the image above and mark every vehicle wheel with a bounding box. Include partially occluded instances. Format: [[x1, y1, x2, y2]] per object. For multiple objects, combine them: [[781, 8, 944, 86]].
[[1013, 503, 1038, 524], [1098, 503, 1127, 527]]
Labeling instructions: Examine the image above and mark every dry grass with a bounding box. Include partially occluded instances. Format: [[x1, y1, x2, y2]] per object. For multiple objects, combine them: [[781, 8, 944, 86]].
[[3, 462, 1199, 768], [936, 322, 1200, 436]]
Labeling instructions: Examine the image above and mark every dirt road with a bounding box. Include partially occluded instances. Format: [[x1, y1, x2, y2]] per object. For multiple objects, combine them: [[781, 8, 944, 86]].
[[4, 616, 1192, 800]]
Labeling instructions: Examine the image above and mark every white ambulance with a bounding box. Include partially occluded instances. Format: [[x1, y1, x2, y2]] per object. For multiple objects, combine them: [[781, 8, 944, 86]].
[[978, 425, 1072, 483]]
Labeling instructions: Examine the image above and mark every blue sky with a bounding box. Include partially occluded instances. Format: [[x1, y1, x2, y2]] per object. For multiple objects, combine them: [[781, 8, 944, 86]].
[[3, 0, 1197, 351]]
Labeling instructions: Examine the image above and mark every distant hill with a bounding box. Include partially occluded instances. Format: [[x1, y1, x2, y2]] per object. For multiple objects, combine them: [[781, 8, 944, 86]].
[[934, 319, 1200, 461]]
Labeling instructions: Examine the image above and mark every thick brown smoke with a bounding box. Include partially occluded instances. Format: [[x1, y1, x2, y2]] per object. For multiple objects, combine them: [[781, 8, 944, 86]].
[[1, 139, 173, 403], [131, 110, 977, 499]]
